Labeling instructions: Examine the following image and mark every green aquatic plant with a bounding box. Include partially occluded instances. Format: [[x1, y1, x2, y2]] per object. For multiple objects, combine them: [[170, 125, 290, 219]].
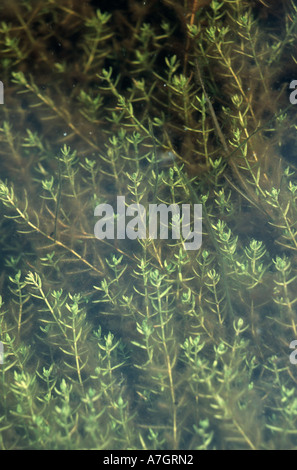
[[1, 0, 297, 450]]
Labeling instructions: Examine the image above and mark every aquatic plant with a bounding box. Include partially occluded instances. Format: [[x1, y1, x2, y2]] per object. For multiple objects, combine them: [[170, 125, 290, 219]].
[[1, 0, 297, 450]]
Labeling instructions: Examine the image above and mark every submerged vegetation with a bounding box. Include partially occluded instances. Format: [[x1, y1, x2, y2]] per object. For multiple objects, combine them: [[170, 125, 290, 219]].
[[1, 0, 297, 449]]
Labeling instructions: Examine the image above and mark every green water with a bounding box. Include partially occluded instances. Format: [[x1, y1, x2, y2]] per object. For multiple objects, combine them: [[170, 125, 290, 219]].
[[0, 0, 297, 450]]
